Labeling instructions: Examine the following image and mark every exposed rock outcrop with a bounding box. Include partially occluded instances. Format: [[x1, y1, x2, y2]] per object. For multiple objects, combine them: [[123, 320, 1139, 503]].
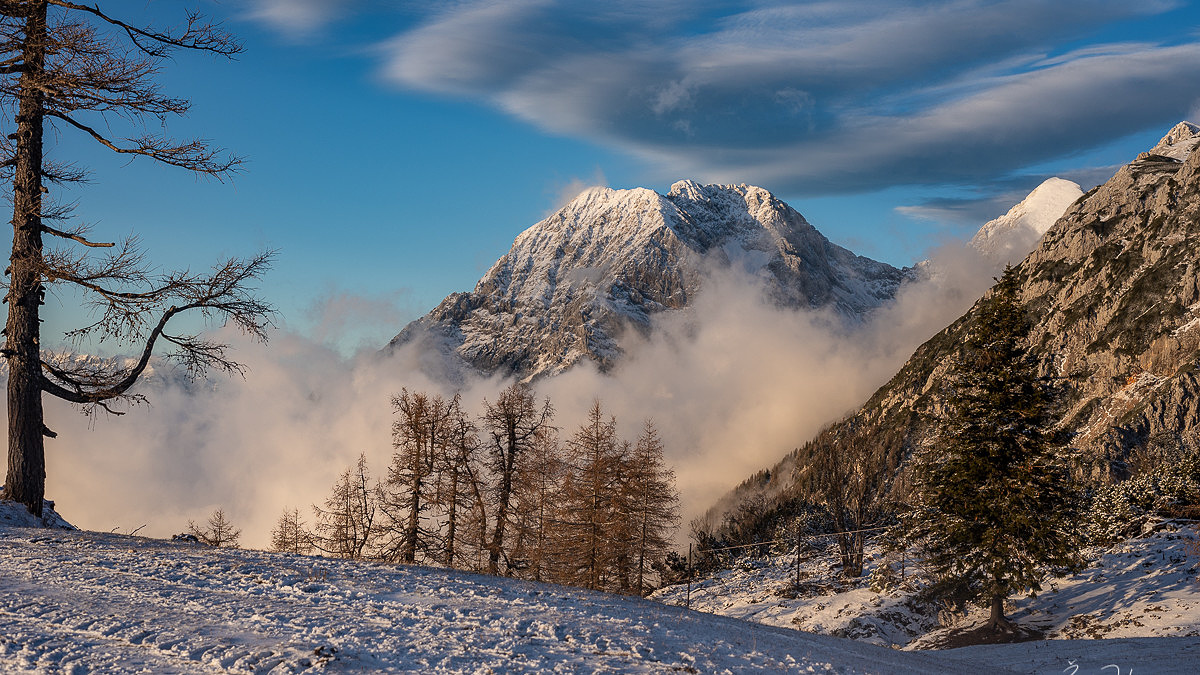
[[707, 122, 1200, 537]]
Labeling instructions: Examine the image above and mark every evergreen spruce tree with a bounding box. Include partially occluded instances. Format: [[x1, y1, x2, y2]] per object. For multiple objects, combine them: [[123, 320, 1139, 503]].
[[901, 265, 1082, 631]]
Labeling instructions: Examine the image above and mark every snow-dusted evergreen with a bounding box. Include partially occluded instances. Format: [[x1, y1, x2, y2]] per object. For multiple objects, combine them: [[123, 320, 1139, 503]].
[[389, 181, 907, 380]]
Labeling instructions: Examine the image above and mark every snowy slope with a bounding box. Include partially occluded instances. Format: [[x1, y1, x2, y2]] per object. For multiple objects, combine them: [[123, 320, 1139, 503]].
[[652, 521, 1200, 670], [3, 512, 1198, 674], [912, 522, 1200, 646], [969, 177, 1083, 266], [0, 516, 974, 674], [389, 181, 907, 381]]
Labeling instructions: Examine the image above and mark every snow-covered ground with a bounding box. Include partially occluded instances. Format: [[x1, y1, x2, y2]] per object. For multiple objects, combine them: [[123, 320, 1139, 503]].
[[1, 501, 1198, 673], [653, 522, 1200, 670], [653, 541, 941, 647]]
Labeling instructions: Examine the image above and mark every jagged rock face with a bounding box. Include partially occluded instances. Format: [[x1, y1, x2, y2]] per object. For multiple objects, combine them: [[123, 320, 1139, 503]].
[[1023, 121, 1200, 470], [389, 181, 907, 381], [710, 121, 1200, 531], [1146, 120, 1200, 161], [901, 122, 1200, 466]]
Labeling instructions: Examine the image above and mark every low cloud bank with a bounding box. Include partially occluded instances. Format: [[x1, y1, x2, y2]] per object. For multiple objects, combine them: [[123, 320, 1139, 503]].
[[24, 245, 999, 548]]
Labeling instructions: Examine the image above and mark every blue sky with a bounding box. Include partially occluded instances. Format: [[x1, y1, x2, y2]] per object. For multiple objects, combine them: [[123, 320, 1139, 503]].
[[37, 0, 1200, 352]]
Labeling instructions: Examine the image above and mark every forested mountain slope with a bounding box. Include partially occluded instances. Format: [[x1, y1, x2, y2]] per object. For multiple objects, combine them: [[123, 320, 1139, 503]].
[[704, 121, 1200, 542]]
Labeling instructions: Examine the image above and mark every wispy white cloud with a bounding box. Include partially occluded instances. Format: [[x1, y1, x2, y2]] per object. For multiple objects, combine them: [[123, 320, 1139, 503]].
[[246, 0, 355, 37], [545, 168, 609, 216], [300, 286, 418, 356], [380, 0, 1198, 194]]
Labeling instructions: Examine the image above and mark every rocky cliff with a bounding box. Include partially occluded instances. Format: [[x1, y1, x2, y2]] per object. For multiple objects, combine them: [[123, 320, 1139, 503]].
[[707, 121, 1200, 535]]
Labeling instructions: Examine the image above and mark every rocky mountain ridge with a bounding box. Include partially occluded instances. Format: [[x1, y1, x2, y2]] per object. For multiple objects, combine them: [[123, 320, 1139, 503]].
[[389, 180, 908, 380], [706, 121, 1200, 537]]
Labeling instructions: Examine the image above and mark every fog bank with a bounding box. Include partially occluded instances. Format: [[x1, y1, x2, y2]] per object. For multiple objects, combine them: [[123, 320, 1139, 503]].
[[23, 245, 998, 548]]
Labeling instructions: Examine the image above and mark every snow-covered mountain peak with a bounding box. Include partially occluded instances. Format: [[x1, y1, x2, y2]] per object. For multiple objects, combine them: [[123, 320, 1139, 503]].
[[514, 185, 680, 257], [1148, 120, 1199, 161], [667, 180, 788, 229], [667, 178, 706, 200], [390, 181, 908, 380], [970, 177, 1082, 265]]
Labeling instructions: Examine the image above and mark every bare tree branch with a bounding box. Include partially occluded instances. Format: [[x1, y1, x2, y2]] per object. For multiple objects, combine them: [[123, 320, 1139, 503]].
[[47, 110, 240, 177], [38, 250, 276, 405], [46, 2, 242, 58], [42, 223, 112, 247], [2, 0, 271, 518]]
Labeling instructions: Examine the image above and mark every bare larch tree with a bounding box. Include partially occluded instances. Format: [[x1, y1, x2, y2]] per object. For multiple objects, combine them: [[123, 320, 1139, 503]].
[[381, 389, 450, 564], [432, 394, 481, 569], [480, 383, 553, 575], [625, 419, 679, 595], [0, 2, 275, 516], [187, 507, 241, 548], [805, 426, 891, 578], [270, 507, 312, 555], [312, 453, 379, 560], [559, 400, 625, 591], [510, 426, 563, 583]]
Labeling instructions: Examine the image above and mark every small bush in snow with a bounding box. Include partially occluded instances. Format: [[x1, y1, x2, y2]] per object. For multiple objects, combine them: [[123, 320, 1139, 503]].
[[867, 559, 900, 594], [1085, 448, 1200, 544]]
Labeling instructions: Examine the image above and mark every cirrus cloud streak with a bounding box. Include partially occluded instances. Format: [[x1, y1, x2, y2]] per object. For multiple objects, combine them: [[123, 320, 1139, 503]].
[[382, 0, 1200, 194]]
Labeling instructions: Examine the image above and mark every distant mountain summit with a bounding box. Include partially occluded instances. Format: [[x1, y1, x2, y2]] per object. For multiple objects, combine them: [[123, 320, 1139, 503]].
[[1145, 120, 1200, 160], [389, 181, 908, 380], [970, 177, 1083, 266]]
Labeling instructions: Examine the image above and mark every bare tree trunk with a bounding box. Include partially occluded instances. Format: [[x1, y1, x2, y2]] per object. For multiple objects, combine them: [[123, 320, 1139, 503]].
[[488, 428, 517, 575], [444, 464, 459, 567], [403, 446, 421, 563], [4, 2, 49, 517]]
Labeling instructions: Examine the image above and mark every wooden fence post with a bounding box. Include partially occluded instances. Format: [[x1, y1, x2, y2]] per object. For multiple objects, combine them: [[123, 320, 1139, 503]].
[[686, 543, 693, 609]]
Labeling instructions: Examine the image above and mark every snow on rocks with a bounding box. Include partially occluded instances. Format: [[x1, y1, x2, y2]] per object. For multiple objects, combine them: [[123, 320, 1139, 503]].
[[388, 180, 908, 381], [1147, 121, 1200, 162]]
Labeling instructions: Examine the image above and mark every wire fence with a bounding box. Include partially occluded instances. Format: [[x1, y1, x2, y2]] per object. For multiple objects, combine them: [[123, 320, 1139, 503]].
[[694, 525, 891, 555], [683, 524, 893, 608]]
